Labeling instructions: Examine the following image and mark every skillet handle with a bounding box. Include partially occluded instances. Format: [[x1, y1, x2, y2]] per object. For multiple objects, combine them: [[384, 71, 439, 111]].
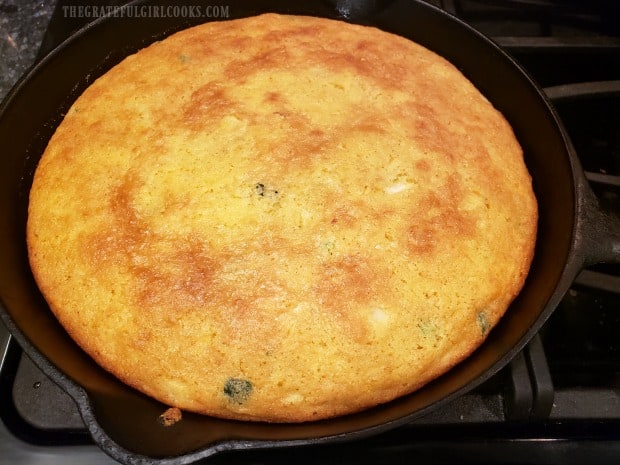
[[545, 81, 620, 267], [326, 0, 395, 19], [575, 178, 620, 267]]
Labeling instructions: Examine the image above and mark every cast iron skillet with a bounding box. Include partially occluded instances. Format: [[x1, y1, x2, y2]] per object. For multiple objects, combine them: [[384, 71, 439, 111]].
[[1, 0, 620, 463]]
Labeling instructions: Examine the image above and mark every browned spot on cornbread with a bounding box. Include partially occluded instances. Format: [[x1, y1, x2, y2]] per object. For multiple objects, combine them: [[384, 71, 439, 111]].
[[406, 175, 477, 256], [314, 254, 387, 341], [227, 35, 253, 52], [184, 81, 240, 127], [265, 115, 331, 170], [312, 37, 417, 92], [330, 207, 358, 226], [263, 24, 323, 43], [83, 172, 219, 312], [415, 159, 431, 171], [264, 91, 285, 104], [83, 172, 141, 266], [225, 46, 292, 82], [134, 240, 218, 309]]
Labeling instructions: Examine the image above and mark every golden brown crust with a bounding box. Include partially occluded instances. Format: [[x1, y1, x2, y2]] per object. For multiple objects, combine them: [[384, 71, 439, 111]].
[[27, 13, 537, 422]]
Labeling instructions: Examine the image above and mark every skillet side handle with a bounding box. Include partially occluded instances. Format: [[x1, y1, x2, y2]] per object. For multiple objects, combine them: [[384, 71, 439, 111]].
[[326, 0, 396, 19], [574, 171, 620, 267], [545, 81, 620, 267]]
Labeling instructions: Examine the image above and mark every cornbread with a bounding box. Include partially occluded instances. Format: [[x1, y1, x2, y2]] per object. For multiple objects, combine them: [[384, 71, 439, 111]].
[[27, 13, 537, 422]]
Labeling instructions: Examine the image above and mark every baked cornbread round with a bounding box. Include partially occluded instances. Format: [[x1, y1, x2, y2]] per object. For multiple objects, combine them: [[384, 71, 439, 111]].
[[27, 13, 537, 422]]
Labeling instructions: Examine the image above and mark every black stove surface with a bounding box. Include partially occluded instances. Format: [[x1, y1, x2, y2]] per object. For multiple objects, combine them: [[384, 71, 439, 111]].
[[1, 1, 620, 464]]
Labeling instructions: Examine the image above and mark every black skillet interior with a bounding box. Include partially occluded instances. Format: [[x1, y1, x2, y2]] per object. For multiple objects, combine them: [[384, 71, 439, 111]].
[[0, 0, 581, 463]]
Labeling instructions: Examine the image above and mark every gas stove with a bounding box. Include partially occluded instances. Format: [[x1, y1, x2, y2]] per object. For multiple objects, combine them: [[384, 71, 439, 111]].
[[1, 1, 619, 464]]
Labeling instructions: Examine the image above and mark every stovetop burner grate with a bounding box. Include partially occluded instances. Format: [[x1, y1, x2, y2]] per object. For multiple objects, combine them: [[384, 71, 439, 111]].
[[430, 0, 620, 38]]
